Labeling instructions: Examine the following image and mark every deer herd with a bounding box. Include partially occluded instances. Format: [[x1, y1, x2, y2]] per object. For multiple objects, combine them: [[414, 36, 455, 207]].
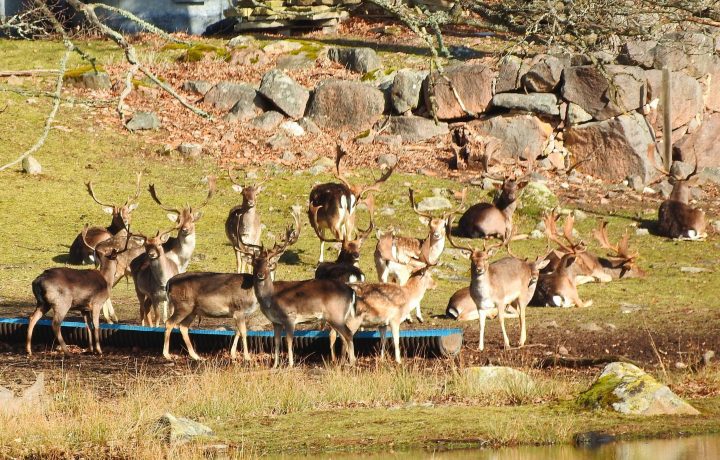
[[24, 146, 710, 367]]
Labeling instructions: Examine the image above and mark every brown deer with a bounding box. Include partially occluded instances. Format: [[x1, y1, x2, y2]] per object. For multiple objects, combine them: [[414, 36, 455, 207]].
[[225, 170, 265, 274], [338, 259, 437, 363], [373, 188, 465, 322], [238, 211, 357, 367], [447, 219, 549, 350], [592, 221, 646, 280], [313, 198, 374, 283], [655, 158, 707, 240], [532, 251, 592, 308], [27, 227, 131, 355], [68, 174, 141, 265], [130, 229, 180, 327], [455, 163, 531, 240], [164, 271, 259, 361], [308, 145, 394, 262]]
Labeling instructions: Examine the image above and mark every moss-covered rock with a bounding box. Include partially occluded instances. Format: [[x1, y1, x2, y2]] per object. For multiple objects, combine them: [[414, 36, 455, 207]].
[[577, 362, 700, 416]]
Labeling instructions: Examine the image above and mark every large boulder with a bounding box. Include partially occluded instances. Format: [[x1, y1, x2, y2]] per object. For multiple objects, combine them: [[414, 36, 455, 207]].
[[464, 366, 534, 388], [390, 69, 426, 114], [673, 113, 720, 168], [561, 65, 646, 121], [653, 32, 716, 78], [155, 413, 214, 443], [204, 82, 257, 112], [380, 116, 448, 143], [495, 55, 528, 93], [645, 69, 703, 131], [468, 114, 552, 160], [565, 112, 658, 183], [258, 70, 309, 120], [522, 55, 567, 92], [491, 93, 559, 116], [127, 111, 160, 131], [423, 63, 496, 120], [306, 80, 385, 131], [577, 362, 700, 416], [224, 88, 267, 122], [328, 47, 381, 74], [617, 40, 657, 68]]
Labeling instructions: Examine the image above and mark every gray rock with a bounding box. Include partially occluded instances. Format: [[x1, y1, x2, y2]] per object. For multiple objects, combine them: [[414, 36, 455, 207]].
[[178, 143, 202, 157], [566, 103, 593, 125], [390, 69, 426, 114], [562, 65, 646, 121], [628, 175, 644, 192], [280, 120, 305, 137], [258, 70, 309, 119], [298, 117, 321, 134], [653, 32, 715, 78], [156, 413, 213, 443], [655, 179, 674, 197], [680, 266, 711, 274], [673, 113, 720, 168], [581, 322, 603, 332], [522, 181, 559, 210], [22, 156, 42, 175], [377, 153, 398, 169], [495, 55, 527, 93], [380, 207, 396, 216], [266, 132, 291, 150], [565, 112, 659, 183], [127, 111, 160, 131], [276, 53, 316, 70], [645, 69, 703, 131], [327, 47, 381, 74], [204, 82, 258, 112], [182, 80, 212, 96], [262, 40, 303, 55], [416, 196, 452, 212], [423, 63, 496, 120], [307, 79, 385, 131], [669, 161, 696, 180], [380, 116, 449, 143], [522, 55, 566, 92], [374, 134, 402, 146], [281, 151, 295, 162], [67, 71, 111, 90], [251, 111, 285, 131], [225, 88, 267, 122], [491, 92, 559, 116], [635, 228, 650, 236], [617, 40, 658, 68], [700, 167, 720, 185], [577, 362, 700, 416], [0, 373, 45, 415], [468, 114, 552, 161], [228, 35, 255, 47], [464, 366, 534, 389]]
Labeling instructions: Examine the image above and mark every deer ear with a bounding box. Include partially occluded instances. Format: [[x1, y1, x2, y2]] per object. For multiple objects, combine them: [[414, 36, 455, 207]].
[[517, 181, 529, 190], [193, 211, 204, 222], [102, 206, 114, 214], [167, 213, 179, 223], [232, 184, 244, 193], [487, 247, 499, 257], [418, 216, 430, 225], [160, 233, 171, 243], [536, 259, 551, 270]]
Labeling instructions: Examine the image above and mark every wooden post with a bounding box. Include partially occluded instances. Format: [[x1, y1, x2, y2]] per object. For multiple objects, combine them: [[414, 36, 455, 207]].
[[662, 68, 672, 170]]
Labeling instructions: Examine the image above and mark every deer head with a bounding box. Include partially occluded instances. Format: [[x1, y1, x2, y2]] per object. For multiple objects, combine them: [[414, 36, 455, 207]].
[[409, 187, 467, 243], [85, 173, 142, 231], [148, 176, 216, 237], [592, 221, 645, 279], [238, 209, 301, 281]]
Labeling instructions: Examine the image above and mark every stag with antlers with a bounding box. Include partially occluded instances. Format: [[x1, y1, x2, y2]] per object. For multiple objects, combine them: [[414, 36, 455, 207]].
[[68, 173, 142, 265], [655, 157, 707, 240], [592, 221, 646, 280], [308, 145, 394, 262], [225, 169, 265, 274]]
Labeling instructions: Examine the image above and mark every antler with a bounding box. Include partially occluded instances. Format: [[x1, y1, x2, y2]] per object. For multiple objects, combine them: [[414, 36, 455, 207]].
[[193, 175, 216, 210], [228, 168, 245, 187], [409, 188, 436, 219], [443, 187, 467, 220], [333, 144, 353, 190], [148, 184, 182, 214], [445, 216, 475, 254], [124, 172, 143, 206], [592, 221, 620, 255], [85, 182, 115, 208], [355, 196, 375, 241], [357, 163, 395, 199], [268, 210, 301, 260]]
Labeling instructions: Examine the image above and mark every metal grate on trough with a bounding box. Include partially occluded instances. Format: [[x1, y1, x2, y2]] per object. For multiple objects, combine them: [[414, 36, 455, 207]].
[[0, 317, 463, 358]]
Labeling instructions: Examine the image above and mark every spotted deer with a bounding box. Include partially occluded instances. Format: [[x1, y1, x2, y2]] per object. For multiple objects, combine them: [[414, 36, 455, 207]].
[[225, 170, 265, 274], [308, 145, 394, 262]]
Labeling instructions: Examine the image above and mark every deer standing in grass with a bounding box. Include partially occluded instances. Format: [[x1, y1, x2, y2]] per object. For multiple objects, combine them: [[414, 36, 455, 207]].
[[68, 174, 141, 265], [225, 170, 264, 274], [308, 145, 394, 262], [238, 211, 357, 367], [374, 188, 465, 322], [27, 227, 131, 355], [447, 219, 549, 350], [655, 158, 707, 240], [455, 162, 531, 240]]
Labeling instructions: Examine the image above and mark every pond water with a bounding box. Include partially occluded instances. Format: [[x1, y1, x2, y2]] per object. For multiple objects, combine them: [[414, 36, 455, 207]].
[[275, 434, 720, 459]]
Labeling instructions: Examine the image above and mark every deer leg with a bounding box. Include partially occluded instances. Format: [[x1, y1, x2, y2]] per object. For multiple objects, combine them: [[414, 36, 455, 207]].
[[232, 314, 250, 361], [179, 315, 201, 361], [332, 323, 355, 366], [52, 315, 68, 354], [378, 325, 388, 359], [286, 324, 296, 368], [414, 304, 424, 323], [478, 310, 486, 351], [26, 308, 45, 355], [82, 311, 93, 352], [163, 321, 176, 360], [498, 305, 511, 349], [92, 304, 102, 354], [161, 299, 170, 325], [101, 298, 117, 324], [328, 328, 337, 362], [319, 241, 325, 263], [390, 321, 401, 364], [272, 323, 282, 368]]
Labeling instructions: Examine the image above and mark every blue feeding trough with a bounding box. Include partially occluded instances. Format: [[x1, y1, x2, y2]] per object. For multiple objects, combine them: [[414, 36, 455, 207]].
[[0, 317, 463, 358]]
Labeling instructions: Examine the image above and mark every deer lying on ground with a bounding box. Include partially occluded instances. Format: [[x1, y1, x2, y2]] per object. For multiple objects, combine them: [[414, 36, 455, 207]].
[[655, 158, 707, 240], [374, 188, 465, 322], [308, 145, 394, 262], [532, 251, 592, 308], [238, 211, 357, 367], [130, 229, 179, 327], [447, 219, 549, 350], [164, 271, 259, 361], [27, 227, 131, 355], [225, 170, 264, 274], [68, 174, 141, 265], [313, 198, 374, 283], [455, 162, 531, 240], [592, 221, 646, 280], [333, 256, 436, 363]]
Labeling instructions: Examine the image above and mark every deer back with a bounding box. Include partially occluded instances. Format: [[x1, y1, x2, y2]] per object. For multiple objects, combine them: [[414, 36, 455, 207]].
[[167, 271, 258, 318], [445, 286, 481, 321], [658, 200, 706, 239]]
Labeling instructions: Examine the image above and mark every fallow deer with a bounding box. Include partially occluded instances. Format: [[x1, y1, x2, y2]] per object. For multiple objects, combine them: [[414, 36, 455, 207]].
[[238, 211, 357, 367], [455, 163, 531, 240], [68, 174, 141, 265], [130, 229, 179, 327], [225, 170, 265, 274], [592, 221, 646, 280], [447, 219, 549, 350], [313, 198, 375, 283], [27, 227, 131, 355], [655, 158, 707, 240], [164, 271, 259, 361], [308, 145, 394, 262], [373, 188, 466, 322], [532, 252, 592, 308]]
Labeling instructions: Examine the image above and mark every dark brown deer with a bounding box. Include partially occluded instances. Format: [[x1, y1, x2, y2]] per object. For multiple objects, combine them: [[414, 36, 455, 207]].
[[68, 174, 141, 264], [27, 227, 131, 355], [656, 158, 707, 239], [238, 211, 357, 367], [455, 163, 531, 240], [225, 170, 265, 274], [308, 145, 394, 262]]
